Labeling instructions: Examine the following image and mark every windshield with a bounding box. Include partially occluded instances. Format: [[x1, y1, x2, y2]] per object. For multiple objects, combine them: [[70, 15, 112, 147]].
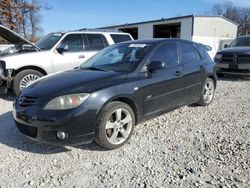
[[229, 37, 250, 47], [36, 33, 63, 50], [80, 43, 152, 72]]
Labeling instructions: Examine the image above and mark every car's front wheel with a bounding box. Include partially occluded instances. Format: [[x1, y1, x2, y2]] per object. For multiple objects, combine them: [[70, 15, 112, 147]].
[[13, 69, 44, 95], [196, 77, 215, 106], [95, 101, 135, 150]]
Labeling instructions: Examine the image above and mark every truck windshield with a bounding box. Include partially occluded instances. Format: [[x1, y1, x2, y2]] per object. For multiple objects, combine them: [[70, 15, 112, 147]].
[[229, 37, 250, 47], [36, 33, 63, 50], [80, 43, 152, 72]]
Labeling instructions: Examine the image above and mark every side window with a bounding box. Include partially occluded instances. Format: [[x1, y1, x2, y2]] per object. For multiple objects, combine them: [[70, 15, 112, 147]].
[[180, 42, 201, 64], [86, 34, 108, 51], [60, 34, 84, 52], [110, 34, 132, 43], [150, 43, 178, 66]]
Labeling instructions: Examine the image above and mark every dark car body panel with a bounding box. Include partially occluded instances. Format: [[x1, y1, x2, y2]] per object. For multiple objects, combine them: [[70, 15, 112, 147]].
[[13, 39, 217, 146]]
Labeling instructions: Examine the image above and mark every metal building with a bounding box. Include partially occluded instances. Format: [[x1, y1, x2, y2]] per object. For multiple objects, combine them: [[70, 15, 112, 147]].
[[99, 15, 238, 57]]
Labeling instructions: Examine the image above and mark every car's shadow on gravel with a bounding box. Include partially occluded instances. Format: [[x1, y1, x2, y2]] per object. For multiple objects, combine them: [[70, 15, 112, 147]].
[[74, 143, 107, 152], [0, 111, 70, 154], [218, 76, 250, 82]]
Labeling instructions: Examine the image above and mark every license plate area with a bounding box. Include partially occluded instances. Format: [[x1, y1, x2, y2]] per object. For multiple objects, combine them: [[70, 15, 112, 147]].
[[218, 63, 229, 68], [229, 64, 238, 69], [238, 64, 250, 69]]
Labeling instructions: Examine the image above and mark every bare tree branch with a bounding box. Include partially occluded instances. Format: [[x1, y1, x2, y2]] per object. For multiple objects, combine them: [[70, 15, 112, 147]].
[[211, 1, 250, 36]]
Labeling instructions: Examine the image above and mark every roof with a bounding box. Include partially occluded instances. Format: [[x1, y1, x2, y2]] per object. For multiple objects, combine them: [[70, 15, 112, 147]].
[[98, 15, 193, 29], [116, 38, 196, 45], [194, 15, 238, 26], [98, 15, 238, 29], [48, 29, 132, 36]]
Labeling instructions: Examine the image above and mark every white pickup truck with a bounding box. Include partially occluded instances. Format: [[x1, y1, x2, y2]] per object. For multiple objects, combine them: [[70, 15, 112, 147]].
[[0, 25, 133, 95]]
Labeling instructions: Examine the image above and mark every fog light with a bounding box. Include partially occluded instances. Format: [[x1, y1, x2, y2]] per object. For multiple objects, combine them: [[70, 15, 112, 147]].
[[57, 131, 67, 140]]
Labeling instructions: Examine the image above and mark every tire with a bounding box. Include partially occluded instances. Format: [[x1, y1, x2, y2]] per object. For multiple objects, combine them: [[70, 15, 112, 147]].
[[95, 101, 135, 150], [196, 78, 215, 106], [13, 69, 44, 96]]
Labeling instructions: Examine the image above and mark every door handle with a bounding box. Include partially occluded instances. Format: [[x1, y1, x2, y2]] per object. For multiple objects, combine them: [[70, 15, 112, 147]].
[[78, 55, 85, 59], [175, 71, 182, 77]]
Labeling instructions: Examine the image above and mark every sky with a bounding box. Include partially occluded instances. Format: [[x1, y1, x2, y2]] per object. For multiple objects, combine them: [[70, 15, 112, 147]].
[[40, 0, 250, 35]]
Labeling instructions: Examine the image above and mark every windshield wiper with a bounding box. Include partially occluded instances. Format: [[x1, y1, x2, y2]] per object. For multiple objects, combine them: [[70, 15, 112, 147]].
[[80, 66, 110, 72]]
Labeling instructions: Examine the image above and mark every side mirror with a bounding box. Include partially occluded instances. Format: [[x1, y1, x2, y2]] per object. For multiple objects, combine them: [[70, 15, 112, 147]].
[[146, 61, 165, 71], [224, 44, 229, 49], [57, 44, 69, 54], [204, 45, 212, 51]]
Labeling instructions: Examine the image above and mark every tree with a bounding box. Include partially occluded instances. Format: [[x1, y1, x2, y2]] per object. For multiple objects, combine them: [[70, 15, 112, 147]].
[[212, 1, 250, 36], [0, 0, 51, 42], [0, 0, 23, 32]]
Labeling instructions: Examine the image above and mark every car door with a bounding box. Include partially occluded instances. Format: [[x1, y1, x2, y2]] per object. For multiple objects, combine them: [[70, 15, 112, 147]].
[[140, 42, 185, 116], [179, 41, 207, 102], [52, 34, 89, 72]]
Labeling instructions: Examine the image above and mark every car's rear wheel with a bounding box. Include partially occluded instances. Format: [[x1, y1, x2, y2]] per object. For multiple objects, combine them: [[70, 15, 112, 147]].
[[13, 69, 44, 95], [95, 101, 135, 150], [196, 78, 215, 106]]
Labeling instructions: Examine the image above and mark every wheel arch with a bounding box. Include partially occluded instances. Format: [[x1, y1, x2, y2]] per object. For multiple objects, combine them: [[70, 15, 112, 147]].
[[207, 74, 217, 88], [13, 66, 48, 77], [99, 96, 139, 125]]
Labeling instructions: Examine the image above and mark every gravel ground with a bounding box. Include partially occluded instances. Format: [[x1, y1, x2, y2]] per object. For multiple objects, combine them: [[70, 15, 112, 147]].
[[0, 78, 249, 188]]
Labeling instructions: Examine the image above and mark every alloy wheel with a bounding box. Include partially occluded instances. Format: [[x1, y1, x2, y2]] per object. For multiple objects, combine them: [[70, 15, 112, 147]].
[[20, 74, 41, 90], [105, 108, 133, 145], [203, 80, 214, 103]]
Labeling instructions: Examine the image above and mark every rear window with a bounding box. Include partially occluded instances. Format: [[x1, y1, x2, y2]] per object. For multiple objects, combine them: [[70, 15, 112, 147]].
[[85, 34, 108, 51], [110, 34, 132, 43], [180, 42, 201, 64], [195, 43, 212, 61]]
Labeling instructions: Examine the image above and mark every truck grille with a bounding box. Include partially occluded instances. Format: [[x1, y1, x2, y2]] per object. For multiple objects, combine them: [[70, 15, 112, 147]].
[[221, 55, 234, 62], [18, 95, 38, 107], [221, 54, 250, 63], [237, 55, 250, 63], [16, 122, 37, 138]]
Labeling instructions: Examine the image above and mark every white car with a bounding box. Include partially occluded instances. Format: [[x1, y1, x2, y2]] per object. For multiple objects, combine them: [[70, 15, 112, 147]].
[[0, 25, 133, 95]]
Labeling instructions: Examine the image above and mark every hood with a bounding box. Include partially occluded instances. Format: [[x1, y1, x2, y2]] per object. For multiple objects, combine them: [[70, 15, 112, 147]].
[[218, 47, 250, 54], [0, 25, 39, 50], [1, 50, 50, 69], [22, 68, 126, 98]]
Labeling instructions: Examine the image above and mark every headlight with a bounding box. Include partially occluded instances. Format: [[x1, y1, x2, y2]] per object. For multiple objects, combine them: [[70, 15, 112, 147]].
[[214, 54, 222, 61], [44, 93, 89, 110]]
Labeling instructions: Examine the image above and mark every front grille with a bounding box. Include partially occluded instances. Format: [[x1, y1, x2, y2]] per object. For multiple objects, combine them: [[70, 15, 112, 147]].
[[237, 55, 250, 63], [16, 122, 37, 138], [221, 54, 250, 63], [221, 55, 234, 62], [18, 95, 38, 107]]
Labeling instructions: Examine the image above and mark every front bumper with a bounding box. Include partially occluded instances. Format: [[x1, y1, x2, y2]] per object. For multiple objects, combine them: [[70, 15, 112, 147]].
[[216, 62, 250, 76], [12, 99, 96, 146]]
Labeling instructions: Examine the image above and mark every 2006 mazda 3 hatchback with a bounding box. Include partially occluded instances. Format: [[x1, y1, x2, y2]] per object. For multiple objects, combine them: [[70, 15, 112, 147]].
[[13, 39, 217, 149]]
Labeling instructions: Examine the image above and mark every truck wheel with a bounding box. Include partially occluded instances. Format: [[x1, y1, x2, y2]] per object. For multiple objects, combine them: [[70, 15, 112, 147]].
[[13, 69, 44, 95], [95, 101, 135, 150]]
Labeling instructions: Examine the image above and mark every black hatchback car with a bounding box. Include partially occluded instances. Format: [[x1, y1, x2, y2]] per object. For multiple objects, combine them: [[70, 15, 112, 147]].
[[13, 39, 217, 149], [215, 35, 250, 77]]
